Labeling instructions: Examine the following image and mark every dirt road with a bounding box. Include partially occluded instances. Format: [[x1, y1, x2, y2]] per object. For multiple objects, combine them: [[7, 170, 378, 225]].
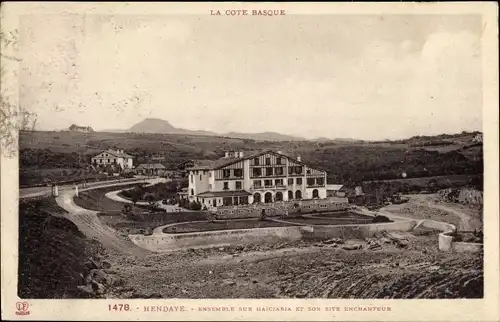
[[55, 182, 151, 257], [382, 194, 482, 231]]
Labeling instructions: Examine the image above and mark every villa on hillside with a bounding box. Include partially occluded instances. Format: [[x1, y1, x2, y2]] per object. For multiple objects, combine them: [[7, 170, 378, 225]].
[[91, 149, 134, 169], [69, 124, 94, 133], [186, 150, 328, 209]]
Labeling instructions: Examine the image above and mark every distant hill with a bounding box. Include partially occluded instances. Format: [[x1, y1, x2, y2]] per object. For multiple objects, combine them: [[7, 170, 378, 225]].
[[222, 131, 305, 142], [104, 118, 307, 142]]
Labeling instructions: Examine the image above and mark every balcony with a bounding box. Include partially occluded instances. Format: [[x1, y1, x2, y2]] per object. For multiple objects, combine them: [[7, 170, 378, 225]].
[[306, 184, 325, 188], [250, 184, 287, 190]]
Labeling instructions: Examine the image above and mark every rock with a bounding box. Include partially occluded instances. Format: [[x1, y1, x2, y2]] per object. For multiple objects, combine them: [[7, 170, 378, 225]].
[[77, 284, 94, 295], [101, 261, 112, 269], [91, 280, 106, 295], [342, 244, 362, 251], [84, 260, 99, 271], [90, 269, 109, 285], [218, 247, 225, 251], [223, 280, 236, 286]]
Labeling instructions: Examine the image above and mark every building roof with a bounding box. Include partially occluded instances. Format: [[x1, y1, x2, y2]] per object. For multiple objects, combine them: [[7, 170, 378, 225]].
[[196, 190, 252, 198], [186, 150, 311, 171], [136, 163, 166, 170], [94, 149, 133, 159], [326, 184, 344, 191]]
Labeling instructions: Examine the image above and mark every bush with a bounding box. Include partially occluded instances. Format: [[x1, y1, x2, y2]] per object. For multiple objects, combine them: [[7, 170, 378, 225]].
[[371, 215, 393, 223]]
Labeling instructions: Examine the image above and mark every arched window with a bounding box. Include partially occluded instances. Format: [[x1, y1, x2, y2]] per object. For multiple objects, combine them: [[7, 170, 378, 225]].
[[312, 189, 319, 198], [275, 192, 283, 201], [288, 190, 294, 200], [253, 193, 261, 204], [295, 190, 302, 200], [264, 192, 273, 203], [190, 189, 194, 196]]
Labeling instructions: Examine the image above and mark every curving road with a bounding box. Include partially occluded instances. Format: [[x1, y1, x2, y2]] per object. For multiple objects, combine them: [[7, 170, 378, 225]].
[[52, 178, 166, 256]]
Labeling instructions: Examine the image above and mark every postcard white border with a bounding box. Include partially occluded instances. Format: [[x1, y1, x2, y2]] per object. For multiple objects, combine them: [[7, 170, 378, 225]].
[[1, 2, 499, 321]]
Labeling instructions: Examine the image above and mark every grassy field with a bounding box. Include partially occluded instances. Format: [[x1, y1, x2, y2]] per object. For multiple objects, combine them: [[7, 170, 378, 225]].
[[20, 168, 111, 187], [73, 184, 150, 212], [98, 211, 208, 235], [20, 130, 483, 184], [163, 219, 291, 234]]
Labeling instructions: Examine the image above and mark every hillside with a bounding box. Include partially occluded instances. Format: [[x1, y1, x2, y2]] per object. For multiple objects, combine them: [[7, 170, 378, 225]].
[[19, 130, 483, 187], [103, 118, 306, 142]]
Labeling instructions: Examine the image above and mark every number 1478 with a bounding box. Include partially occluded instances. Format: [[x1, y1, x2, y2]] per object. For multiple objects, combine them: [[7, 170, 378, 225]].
[[109, 304, 130, 311]]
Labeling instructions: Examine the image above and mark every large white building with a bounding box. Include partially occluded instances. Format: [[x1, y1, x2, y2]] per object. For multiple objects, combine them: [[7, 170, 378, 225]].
[[187, 150, 327, 209]]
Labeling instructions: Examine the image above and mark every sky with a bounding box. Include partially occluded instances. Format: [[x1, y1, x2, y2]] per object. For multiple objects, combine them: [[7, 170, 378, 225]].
[[18, 14, 483, 140]]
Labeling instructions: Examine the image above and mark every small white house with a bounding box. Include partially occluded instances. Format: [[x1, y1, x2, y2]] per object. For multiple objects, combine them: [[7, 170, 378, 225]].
[[91, 149, 133, 169]]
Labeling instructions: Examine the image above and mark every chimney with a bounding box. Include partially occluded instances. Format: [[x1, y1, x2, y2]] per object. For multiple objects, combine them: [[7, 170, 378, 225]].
[[239, 151, 244, 158], [225, 152, 229, 158], [297, 155, 301, 162], [277, 150, 282, 154]]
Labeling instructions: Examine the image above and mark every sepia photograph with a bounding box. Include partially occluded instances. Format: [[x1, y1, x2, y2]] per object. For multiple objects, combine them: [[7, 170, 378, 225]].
[[1, 2, 498, 321]]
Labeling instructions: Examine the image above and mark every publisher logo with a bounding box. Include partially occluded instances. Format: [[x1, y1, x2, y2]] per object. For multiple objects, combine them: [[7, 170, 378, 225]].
[[15, 302, 30, 316]]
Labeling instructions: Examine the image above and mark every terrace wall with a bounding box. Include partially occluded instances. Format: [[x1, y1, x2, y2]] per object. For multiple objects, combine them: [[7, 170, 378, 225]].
[[129, 226, 304, 252], [128, 220, 416, 252], [214, 199, 350, 219]]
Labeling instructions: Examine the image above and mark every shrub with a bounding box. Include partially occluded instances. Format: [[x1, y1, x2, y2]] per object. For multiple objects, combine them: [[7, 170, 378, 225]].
[[371, 215, 393, 223]]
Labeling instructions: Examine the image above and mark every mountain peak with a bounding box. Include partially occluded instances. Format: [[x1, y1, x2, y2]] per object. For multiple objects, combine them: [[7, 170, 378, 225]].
[[129, 118, 177, 133]]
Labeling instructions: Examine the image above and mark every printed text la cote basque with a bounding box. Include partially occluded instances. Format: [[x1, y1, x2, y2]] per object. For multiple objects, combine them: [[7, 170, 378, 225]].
[[211, 9, 286, 16]]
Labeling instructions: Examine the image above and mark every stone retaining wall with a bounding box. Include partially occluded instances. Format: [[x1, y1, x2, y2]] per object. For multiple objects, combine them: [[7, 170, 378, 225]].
[[129, 226, 305, 252], [128, 220, 416, 252], [215, 199, 350, 219]]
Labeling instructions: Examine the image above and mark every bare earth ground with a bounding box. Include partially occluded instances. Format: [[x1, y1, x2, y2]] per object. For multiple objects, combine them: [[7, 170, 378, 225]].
[[101, 194, 483, 299], [381, 194, 483, 231], [22, 187, 482, 299]]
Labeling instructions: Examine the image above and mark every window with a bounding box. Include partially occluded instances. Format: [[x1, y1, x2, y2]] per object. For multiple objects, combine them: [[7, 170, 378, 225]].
[[317, 177, 324, 186], [264, 179, 272, 187], [253, 168, 262, 177], [199, 175, 202, 180], [275, 167, 284, 175], [277, 157, 282, 165], [209, 172, 212, 178], [296, 178, 303, 185], [240, 196, 249, 205], [236, 181, 242, 190], [288, 178, 294, 185], [254, 180, 261, 187], [234, 169, 243, 177], [307, 178, 315, 186], [100, 159, 103, 163], [265, 158, 271, 165], [209, 184, 212, 190], [296, 166, 303, 174], [223, 182, 229, 190], [307, 169, 311, 175], [190, 175, 193, 183], [107, 159, 110, 163], [234, 197, 239, 205], [223, 197, 232, 206], [223, 169, 230, 178], [254, 158, 260, 166], [275, 179, 284, 186], [266, 167, 273, 176]]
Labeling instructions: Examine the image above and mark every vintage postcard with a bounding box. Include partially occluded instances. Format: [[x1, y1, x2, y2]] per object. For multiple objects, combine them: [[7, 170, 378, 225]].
[[1, 2, 499, 321]]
